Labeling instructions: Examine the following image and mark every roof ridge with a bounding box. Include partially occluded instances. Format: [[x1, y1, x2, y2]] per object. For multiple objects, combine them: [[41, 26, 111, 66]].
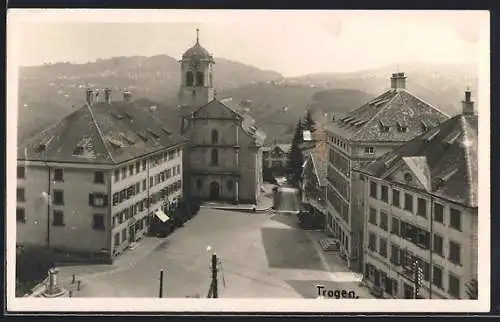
[[348, 90, 400, 140], [85, 104, 116, 163], [400, 89, 450, 118], [460, 115, 476, 207]]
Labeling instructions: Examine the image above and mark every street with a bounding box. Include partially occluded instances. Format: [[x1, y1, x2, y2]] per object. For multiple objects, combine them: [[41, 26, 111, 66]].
[[59, 208, 372, 299]]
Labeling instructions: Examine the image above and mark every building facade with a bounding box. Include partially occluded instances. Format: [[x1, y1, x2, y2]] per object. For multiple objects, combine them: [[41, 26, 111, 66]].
[[16, 89, 186, 261], [174, 30, 265, 203], [262, 143, 290, 169], [324, 72, 449, 272], [355, 90, 478, 299]]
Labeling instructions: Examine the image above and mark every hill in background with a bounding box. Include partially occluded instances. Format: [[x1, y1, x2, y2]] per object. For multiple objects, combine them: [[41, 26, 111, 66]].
[[17, 57, 478, 144], [18, 55, 281, 141]]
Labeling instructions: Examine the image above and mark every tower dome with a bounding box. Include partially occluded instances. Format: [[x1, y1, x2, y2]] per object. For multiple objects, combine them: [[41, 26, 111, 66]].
[[182, 29, 212, 60]]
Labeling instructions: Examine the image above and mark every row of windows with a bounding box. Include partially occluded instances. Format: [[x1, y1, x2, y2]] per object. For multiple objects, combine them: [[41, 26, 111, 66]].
[[16, 207, 106, 230], [368, 210, 462, 265], [366, 246, 461, 298], [327, 165, 350, 201], [17, 166, 105, 184], [111, 180, 182, 227], [327, 185, 349, 225], [328, 149, 349, 177], [112, 166, 181, 206], [113, 149, 181, 183], [329, 135, 348, 150], [369, 181, 462, 231], [17, 187, 108, 209], [331, 220, 349, 253], [365, 264, 399, 296], [113, 218, 147, 248]]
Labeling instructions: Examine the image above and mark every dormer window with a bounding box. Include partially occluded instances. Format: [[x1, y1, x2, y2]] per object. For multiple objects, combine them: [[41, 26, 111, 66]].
[[365, 146, 375, 155], [397, 122, 408, 133], [379, 121, 390, 132]]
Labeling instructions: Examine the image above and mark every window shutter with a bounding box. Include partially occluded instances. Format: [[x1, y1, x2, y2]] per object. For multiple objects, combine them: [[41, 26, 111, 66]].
[[89, 193, 94, 206], [103, 194, 109, 207]]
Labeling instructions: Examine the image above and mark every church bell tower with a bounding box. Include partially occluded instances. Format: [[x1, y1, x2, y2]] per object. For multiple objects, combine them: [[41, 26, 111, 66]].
[[178, 29, 215, 108]]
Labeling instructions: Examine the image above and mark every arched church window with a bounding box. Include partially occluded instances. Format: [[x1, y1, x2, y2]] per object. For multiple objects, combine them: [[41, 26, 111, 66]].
[[210, 149, 219, 166], [186, 71, 194, 87], [196, 72, 204, 87], [209, 73, 213, 87], [211, 129, 219, 144]]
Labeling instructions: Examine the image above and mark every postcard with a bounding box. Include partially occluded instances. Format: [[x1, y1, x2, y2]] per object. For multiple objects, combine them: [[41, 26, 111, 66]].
[[6, 9, 490, 313]]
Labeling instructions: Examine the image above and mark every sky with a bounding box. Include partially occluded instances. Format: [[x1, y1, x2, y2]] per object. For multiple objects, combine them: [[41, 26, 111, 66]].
[[8, 10, 488, 77]]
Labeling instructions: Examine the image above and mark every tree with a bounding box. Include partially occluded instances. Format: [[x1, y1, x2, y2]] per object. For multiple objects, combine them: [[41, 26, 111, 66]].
[[286, 119, 305, 187], [303, 109, 316, 133]]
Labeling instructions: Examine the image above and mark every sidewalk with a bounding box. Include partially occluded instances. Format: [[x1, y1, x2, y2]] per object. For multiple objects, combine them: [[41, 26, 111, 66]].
[[56, 236, 169, 295], [306, 230, 373, 299], [201, 185, 275, 213]]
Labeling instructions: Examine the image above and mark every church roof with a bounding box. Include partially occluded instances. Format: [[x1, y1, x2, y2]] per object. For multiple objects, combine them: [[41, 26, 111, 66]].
[[325, 87, 449, 142], [18, 100, 187, 164], [182, 29, 212, 60], [186, 99, 266, 146], [358, 111, 478, 208], [182, 42, 212, 60]]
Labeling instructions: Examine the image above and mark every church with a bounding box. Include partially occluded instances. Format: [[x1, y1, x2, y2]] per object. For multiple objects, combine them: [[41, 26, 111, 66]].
[[173, 30, 266, 204]]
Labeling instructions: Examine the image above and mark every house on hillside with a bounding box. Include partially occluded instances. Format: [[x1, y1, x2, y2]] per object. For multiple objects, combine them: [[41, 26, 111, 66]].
[[262, 143, 290, 181], [324, 72, 450, 273], [354, 90, 478, 299], [16, 88, 187, 262]]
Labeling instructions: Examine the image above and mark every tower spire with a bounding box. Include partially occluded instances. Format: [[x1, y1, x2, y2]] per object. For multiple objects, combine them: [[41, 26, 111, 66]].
[[196, 28, 200, 44]]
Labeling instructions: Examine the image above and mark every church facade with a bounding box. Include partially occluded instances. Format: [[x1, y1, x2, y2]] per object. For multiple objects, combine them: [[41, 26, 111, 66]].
[[176, 30, 266, 204]]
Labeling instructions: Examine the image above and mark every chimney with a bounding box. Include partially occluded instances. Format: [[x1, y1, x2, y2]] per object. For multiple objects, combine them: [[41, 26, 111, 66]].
[[462, 88, 475, 115], [390, 72, 407, 90], [86, 89, 94, 105], [104, 88, 112, 104], [123, 90, 131, 102]]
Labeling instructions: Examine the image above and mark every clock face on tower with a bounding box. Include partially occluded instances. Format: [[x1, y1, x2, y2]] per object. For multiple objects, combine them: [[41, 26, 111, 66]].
[[190, 59, 200, 70]]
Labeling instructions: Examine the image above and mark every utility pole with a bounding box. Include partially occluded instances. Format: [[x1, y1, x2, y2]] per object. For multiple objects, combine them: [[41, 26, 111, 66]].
[[159, 269, 164, 298], [211, 253, 218, 298]]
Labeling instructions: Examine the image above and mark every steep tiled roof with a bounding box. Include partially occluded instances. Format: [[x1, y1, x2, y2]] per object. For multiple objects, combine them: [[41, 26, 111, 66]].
[[359, 113, 478, 208], [325, 88, 449, 142], [18, 101, 187, 164]]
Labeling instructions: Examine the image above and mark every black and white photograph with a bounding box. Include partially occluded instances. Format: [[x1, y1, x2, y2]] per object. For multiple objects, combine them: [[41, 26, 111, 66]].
[[6, 9, 490, 312]]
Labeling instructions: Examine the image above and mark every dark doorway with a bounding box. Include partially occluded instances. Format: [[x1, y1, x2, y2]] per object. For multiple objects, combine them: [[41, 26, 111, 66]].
[[209, 181, 220, 200]]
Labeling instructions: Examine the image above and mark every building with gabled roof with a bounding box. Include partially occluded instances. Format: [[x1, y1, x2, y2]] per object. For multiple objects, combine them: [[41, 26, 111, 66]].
[[167, 30, 266, 203], [262, 142, 291, 171], [354, 90, 478, 299], [324, 72, 449, 273], [16, 89, 187, 261]]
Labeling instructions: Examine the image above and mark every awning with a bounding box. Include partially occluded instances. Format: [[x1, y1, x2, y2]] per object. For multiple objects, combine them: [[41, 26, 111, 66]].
[[155, 210, 170, 223]]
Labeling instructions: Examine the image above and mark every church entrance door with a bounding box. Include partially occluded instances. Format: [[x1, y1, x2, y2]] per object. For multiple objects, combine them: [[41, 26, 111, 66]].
[[209, 181, 220, 200]]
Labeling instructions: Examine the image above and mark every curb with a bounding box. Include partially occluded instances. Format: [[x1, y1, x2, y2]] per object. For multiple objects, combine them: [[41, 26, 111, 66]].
[[202, 205, 273, 213]]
